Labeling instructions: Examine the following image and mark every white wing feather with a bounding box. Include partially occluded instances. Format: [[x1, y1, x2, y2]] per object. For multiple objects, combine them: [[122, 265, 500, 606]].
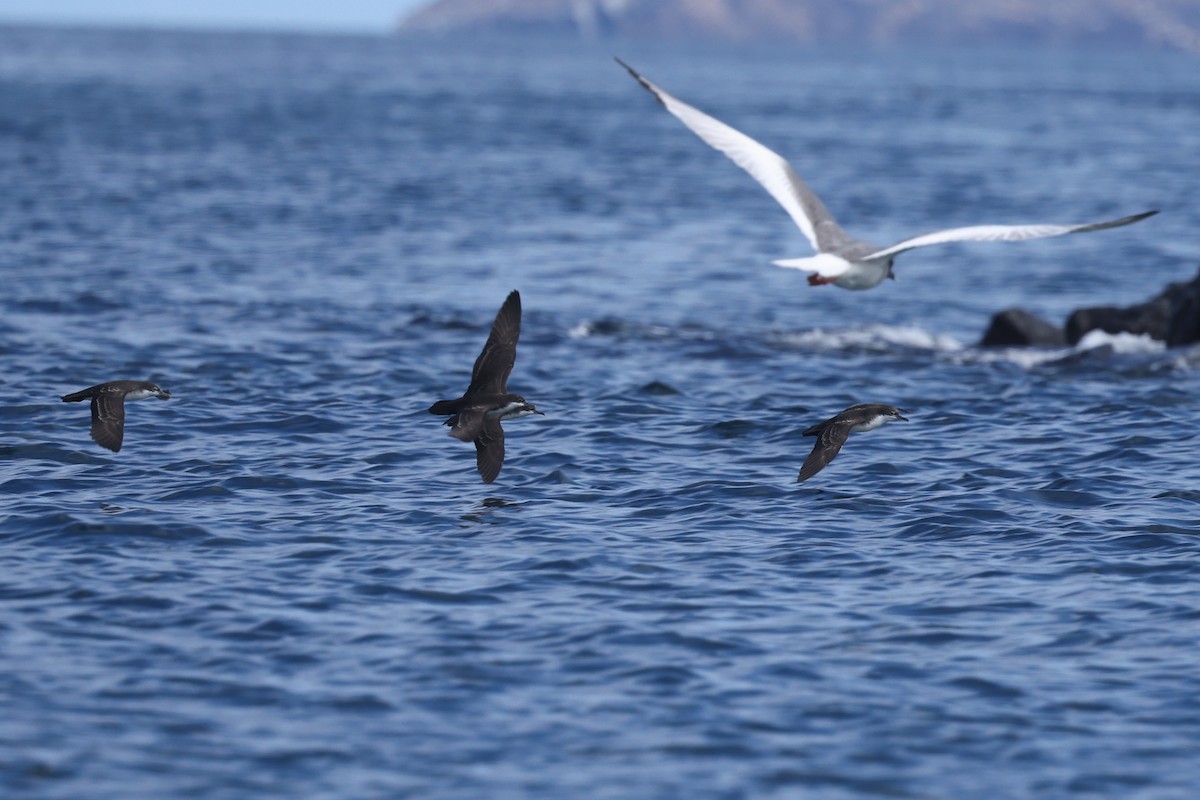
[[865, 211, 1158, 261], [619, 59, 845, 253], [618, 61, 1158, 274]]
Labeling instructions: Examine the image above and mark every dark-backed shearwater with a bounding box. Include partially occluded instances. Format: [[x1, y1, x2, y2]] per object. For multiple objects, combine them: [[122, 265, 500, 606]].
[[61, 380, 171, 453], [798, 404, 907, 483], [616, 59, 1157, 291], [428, 290, 543, 484]]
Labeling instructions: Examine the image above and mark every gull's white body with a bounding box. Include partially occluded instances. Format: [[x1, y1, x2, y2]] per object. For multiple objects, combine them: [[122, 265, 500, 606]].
[[773, 253, 892, 291], [617, 59, 1157, 291]]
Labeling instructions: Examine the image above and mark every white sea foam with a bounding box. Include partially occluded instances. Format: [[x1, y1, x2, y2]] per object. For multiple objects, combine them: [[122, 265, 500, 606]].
[[966, 329, 1167, 368], [568, 321, 595, 339], [967, 345, 1071, 369], [1074, 329, 1166, 355], [568, 319, 675, 340], [775, 324, 965, 354], [773, 323, 1177, 370]]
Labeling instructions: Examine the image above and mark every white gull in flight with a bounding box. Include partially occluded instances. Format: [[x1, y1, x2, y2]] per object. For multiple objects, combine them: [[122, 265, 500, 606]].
[[617, 59, 1157, 291]]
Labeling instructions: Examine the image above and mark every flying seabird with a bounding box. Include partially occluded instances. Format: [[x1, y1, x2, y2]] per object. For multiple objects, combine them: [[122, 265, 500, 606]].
[[428, 290, 543, 484], [61, 380, 171, 452], [617, 58, 1157, 291], [798, 403, 907, 482]]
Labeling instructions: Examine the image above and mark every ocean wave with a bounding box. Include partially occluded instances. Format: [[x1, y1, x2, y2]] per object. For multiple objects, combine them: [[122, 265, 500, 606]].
[[571, 316, 1194, 371], [773, 324, 965, 354]]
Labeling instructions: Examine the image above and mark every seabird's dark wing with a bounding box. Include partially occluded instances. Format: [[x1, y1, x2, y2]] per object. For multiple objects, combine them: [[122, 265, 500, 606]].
[[90, 389, 127, 453], [474, 418, 506, 484], [449, 407, 486, 443], [797, 421, 852, 483], [467, 291, 521, 397]]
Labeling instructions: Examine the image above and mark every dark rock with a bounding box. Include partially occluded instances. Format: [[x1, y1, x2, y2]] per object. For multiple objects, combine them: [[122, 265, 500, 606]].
[[1167, 272, 1200, 346], [1067, 266, 1200, 346], [979, 308, 1065, 347], [1065, 302, 1170, 344]]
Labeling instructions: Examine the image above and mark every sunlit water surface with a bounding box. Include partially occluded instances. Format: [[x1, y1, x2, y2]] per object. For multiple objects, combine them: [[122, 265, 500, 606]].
[[2, 26, 1200, 799]]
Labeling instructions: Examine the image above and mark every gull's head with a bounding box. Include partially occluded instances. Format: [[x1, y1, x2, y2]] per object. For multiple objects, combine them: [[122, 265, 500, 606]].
[[887, 407, 908, 422]]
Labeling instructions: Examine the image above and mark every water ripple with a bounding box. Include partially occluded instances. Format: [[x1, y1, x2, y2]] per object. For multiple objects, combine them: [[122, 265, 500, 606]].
[[2, 27, 1198, 800]]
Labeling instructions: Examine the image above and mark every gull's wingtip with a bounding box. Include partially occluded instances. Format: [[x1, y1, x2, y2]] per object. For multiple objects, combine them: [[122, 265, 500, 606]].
[[1117, 209, 1159, 226], [614, 57, 664, 105], [613, 57, 640, 78], [1079, 208, 1160, 234]]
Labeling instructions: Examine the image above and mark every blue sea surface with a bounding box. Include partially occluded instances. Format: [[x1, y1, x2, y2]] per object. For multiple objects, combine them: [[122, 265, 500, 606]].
[[2, 25, 1200, 799]]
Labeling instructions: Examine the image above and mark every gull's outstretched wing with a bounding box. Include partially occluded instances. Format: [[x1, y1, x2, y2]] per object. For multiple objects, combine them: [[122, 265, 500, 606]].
[[864, 210, 1158, 261], [617, 58, 852, 254]]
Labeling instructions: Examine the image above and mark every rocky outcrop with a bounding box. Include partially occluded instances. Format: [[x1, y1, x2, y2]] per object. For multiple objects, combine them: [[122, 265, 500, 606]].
[[1067, 268, 1200, 347], [1065, 300, 1172, 345], [979, 267, 1200, 348], [1166, 278, 1200, 347], [398, 0, 1200, 52], [980, 308, 1066, 348]]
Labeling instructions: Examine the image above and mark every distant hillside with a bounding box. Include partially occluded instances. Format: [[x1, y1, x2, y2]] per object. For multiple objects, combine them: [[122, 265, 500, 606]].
[[397, 0, 1200, 52]]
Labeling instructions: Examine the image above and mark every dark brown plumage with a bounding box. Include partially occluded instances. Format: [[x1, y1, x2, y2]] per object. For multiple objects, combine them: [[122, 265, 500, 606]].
[[798, 403, 907, 483], [429, 291, 542, 483], [61, 380, 171, 452]]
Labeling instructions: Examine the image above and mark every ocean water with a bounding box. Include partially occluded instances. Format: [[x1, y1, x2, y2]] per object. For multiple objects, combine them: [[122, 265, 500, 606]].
[[2, 25, 1200, 799]]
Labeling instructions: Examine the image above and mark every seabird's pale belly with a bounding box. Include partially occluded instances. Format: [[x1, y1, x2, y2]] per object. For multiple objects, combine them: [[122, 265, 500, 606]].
[[849, 416, 888, 433]]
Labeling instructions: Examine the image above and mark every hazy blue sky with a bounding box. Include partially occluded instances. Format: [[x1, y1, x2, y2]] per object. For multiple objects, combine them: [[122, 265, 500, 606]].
[[0, 1, 431, 32]]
